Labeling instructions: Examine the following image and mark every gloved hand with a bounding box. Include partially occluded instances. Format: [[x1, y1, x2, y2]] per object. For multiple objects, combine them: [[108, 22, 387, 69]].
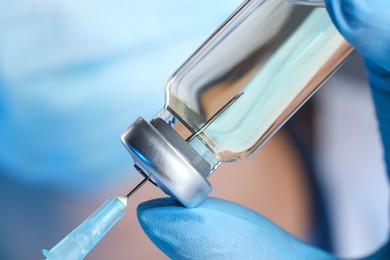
[[137, 1, 390, 259], [138, 197, 336, 259], [325, 0, 390, 179]]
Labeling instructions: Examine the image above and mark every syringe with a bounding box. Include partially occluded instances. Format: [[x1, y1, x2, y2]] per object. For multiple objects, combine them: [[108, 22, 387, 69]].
[[42, 177, 149, 260]]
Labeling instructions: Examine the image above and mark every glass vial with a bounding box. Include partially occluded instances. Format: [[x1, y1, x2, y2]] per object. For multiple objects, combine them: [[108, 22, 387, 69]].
[[122, 0, 353, 207], [161, 0, 352, 168]]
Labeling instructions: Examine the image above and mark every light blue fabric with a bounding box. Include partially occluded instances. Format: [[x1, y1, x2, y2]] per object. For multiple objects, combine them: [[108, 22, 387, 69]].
[[0, 0, 241, 191], [138, 1, 390, 259]]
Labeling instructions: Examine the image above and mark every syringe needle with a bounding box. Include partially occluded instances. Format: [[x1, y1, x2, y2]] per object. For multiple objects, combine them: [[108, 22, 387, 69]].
[[43, 197, 127, 260], [126, 176, 150, 199], [43, 174, 150, 259]]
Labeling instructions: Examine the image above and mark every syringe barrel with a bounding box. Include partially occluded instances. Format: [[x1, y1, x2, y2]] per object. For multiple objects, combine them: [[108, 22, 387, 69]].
[[43, 197, 126, 260]]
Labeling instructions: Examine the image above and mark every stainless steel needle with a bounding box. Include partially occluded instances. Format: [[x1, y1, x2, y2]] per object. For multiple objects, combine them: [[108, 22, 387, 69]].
[[126, 176, 150, 199]]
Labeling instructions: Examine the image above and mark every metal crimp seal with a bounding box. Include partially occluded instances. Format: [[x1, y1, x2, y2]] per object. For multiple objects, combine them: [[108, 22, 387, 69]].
[[121, 117, 212, 208]]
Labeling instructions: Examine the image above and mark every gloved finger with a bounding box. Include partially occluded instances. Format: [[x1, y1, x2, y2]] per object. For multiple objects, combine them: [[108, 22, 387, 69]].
[[137, 197, 333, 260], [324, 0, 390, 71]]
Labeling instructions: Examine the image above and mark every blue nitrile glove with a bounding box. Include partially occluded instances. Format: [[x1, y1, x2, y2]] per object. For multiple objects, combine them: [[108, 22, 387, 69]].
[[137, 1, 390, 259], [138, 197, 336, 259], [325, 0, 390, 175]]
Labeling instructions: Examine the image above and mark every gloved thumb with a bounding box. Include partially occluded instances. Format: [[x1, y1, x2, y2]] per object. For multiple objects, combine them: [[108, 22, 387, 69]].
[[137, 197, 333, 259], [324, 0, 390, 71]]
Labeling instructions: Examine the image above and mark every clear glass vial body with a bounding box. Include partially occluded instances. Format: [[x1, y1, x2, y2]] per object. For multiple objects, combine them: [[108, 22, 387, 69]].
[[158, 0, 353, 170], [284, 0, 325, 7], [121, 0, 353, 207]]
